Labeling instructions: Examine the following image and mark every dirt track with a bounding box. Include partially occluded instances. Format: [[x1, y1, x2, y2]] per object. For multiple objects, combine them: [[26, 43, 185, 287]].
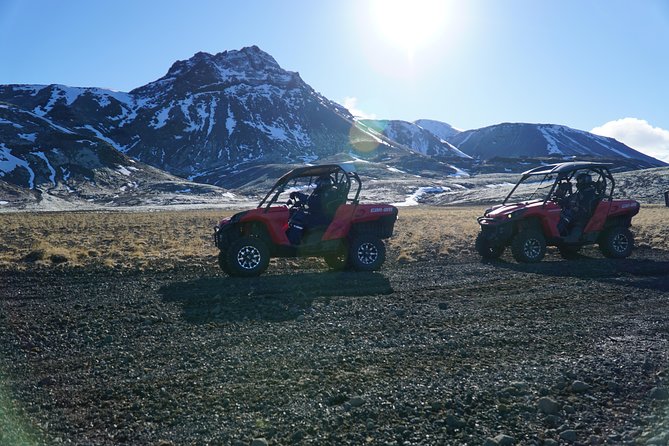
[[1, 248, 669, 445]]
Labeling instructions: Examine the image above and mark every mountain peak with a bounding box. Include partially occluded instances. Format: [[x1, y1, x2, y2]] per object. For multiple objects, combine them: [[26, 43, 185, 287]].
[[136, 46, 301, 98]]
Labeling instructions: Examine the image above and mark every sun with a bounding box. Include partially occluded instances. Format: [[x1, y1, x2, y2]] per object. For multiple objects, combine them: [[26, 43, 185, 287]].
[[370, 0, 449, 57]]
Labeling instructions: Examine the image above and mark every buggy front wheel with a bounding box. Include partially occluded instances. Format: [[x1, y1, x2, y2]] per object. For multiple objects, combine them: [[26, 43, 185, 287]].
[[224, 236, 270, 277], [348, 236, 386, 271], [511, 229, 546, 263], [475, 232, 505, 260]]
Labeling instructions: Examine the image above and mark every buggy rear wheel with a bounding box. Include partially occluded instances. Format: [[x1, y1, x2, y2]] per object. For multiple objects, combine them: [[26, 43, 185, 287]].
[[511, 229, 546, 263], [475, 232, 505, 260], [599, 227, 634, 258], [348, 236, 386, 271]]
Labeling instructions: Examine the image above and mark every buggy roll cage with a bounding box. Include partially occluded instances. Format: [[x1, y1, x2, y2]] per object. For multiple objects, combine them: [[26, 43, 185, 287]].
[[502, 162, 615, 206], [257, 164, 362, 210]]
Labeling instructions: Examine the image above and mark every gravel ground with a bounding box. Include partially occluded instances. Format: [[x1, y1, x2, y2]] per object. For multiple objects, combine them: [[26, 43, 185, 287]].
[[1, 248, 669, 445]]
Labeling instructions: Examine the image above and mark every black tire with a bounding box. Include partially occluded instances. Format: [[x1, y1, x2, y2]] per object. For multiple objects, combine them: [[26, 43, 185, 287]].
[[225, 236, 270, 277], [557, 245, 582, 260], [599, 227, 634, 258], [324, 243, 348, 270], [511, 229, 546, 263], [475, 232, 505, 260], [348, 236, 386, 271]]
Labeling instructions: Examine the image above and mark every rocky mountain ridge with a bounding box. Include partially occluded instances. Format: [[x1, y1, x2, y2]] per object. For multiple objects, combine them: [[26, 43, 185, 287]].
[[0, 46, 666, 209]]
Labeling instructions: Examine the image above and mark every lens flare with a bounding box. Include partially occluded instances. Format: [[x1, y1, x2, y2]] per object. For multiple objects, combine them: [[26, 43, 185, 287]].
[[349, 120, 389, 154]]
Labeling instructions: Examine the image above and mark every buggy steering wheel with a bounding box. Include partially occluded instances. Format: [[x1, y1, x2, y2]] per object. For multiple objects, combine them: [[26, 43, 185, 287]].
[[286, 192, 304, 209]]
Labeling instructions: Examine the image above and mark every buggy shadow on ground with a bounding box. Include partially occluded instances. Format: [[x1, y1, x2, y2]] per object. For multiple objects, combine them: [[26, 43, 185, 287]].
[[486, 248, 669, 292], [159, 271, 393, 323]]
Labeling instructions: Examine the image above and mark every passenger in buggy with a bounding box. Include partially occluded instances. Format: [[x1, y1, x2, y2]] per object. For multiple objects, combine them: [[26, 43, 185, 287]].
[[285, 175, 336, 245], [558, 173, 599, 239]]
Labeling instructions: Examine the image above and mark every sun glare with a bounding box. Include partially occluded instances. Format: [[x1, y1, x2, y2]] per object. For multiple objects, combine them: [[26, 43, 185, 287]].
[[370, 0, 448, 56]]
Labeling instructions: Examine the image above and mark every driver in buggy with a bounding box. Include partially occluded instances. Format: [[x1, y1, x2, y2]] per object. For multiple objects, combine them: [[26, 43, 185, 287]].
[[557, 172, 598, 240], [285, 175, 336, 244]]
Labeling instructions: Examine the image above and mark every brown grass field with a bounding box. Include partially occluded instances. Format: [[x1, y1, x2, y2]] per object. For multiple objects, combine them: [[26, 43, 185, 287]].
[[0, 204, 667, 270]]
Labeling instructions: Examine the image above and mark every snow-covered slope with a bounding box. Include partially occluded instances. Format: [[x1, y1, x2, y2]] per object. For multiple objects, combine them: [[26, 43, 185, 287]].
[[0, 102, 228, 207], [360, 119, 471, 159], [448, 122, 666, 169], [414, 119, 461, 141], [0, 46, 461, 191]]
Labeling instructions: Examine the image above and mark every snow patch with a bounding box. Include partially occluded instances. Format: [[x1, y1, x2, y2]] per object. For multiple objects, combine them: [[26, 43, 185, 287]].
[[18, 133, 37, 142], [0, 117, 23, 128], [32, 151, 57, 184], [151, 104, 173, 129], [393, 186, 452, 207], [539, 126, 563, 155], [0, 144, 35, 188], [116, 165, 132, 176], [226, 103, 236, 135], [82, 125, 126, 152]]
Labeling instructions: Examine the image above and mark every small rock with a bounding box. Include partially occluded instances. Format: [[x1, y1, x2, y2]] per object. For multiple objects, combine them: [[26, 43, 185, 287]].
[[587, 434, 602, 445], [494, 433, 516, 445], [559, 430, 578, 443], [445, 414, 465, 429], [438, 302, 449, 310], [349, 396, 365, 407], [290, 430, 305, 443], [483, 438, 499, 446], [646, 433, 669, 445], [251, 438, 269, 446], [538, 397, 560, 415], [37, 376, 56, 387], [571, 380, 590, 393], [649, 387, 669, 400], [543, 440, 558, 446]]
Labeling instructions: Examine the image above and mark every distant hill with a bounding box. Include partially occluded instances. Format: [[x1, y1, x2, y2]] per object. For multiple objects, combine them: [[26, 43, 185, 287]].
[[414, 119, 461, 140], [359, 119, 471, 160], [447, 122, 665, 170]]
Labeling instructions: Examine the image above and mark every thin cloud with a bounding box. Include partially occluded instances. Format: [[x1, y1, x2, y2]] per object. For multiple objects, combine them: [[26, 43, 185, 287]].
[[591, 118, 669, 163], [342, 97, 377, 120]]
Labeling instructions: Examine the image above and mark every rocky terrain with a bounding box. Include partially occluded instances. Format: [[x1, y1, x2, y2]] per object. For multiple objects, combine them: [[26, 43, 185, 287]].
[[2, 247, 668, 445]]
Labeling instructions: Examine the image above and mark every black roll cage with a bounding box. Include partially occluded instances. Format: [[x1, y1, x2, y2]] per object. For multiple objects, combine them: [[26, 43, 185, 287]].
[[502, 162, 615, 206], [258, 164, 362, 210]]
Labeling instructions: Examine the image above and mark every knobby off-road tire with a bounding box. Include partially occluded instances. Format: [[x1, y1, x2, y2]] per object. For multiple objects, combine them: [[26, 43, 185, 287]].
[[511, 229, 546, 263], [348, 236, 386, 271], [475, 232, 505, 260], [324, 243, 348, 271], [224, 236, 270, 277], [599, 226, 634, 259]]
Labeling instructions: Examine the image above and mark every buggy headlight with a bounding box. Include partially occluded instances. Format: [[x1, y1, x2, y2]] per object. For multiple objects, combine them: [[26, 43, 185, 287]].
[[507, 209, 526, 220]]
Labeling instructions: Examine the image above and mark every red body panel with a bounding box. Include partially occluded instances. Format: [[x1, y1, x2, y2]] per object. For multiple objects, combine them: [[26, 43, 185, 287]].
[[231, 203, 398, 246], [484, 198, 640, 239], [238, 206, 292, 244]]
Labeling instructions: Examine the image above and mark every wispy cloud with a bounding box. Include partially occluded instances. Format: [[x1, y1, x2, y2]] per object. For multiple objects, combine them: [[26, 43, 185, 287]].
[[342, 97, 377, 120], [591, 118, 669, 163]]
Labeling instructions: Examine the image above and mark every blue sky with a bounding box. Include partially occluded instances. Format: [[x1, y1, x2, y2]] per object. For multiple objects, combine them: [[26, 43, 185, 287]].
[[1, 0, 668, 160]]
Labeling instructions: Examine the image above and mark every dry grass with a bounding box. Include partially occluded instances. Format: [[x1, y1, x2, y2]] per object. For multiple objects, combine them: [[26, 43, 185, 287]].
[[0, 205, 666, 270]]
